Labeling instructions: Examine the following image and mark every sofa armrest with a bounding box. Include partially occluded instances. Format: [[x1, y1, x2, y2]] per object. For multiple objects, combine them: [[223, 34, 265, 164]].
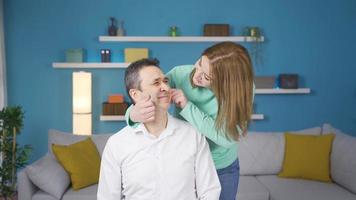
[[17, 168, 38, 200]]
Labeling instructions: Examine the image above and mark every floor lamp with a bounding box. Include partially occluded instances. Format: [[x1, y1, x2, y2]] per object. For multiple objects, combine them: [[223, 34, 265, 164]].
[[72, 71, 92, 135]]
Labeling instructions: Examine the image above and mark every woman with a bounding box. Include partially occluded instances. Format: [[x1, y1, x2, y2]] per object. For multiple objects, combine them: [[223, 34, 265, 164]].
[[127, 41, 255, 200]]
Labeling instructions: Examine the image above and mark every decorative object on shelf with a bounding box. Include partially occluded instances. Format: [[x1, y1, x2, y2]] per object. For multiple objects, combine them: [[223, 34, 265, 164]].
[[254, 76, 276, 89], [203, 24, 230, 36], [0, 106, 32, 200], [242, 26, 264, 66], [102, 102, 128, 115], [278, 74, 299, 89], [124, 48, 149, 62], [169, 26, 179, 37], [73, 72, 92, 135], [108, 17, 117, 36], [117, 20, 125, 36], [243, 27, 262, 39], [66, 48, 86, 63], [102, 93, 128, 115], [108, 94, 124, 103], [100, 49, 111, 63]]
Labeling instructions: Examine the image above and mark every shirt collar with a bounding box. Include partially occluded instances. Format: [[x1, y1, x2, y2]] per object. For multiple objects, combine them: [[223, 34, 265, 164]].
[[132, 113, 178, 138]]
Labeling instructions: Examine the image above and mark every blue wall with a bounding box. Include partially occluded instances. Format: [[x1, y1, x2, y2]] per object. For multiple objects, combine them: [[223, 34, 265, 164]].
[[4, 0, 356, 162]]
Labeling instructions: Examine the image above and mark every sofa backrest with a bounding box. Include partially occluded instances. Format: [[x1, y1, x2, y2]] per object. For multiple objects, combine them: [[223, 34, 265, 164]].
[[322, 123, 356, 194], [238, 126, 321, 175], [48, 129, 113, 157]]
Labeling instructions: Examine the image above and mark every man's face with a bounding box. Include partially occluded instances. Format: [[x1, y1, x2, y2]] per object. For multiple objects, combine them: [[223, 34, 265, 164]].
[[133, 66, 171, 110], [192, 55, 211, 88]]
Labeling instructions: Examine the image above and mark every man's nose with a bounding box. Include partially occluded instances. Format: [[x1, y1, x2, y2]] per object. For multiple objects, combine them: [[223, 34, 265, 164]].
[[160, 82, 170, 92]]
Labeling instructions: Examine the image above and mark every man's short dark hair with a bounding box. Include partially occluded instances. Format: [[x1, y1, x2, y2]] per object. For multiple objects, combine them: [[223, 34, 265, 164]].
[[125, 58, 160, 103]]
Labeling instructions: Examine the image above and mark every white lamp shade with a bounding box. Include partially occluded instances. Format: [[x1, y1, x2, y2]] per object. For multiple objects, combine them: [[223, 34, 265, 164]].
[[73, 72, 92, 114], [73, 114, 92, 135]]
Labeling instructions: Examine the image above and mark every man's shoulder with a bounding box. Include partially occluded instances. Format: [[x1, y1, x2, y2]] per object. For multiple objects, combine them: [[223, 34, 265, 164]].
[[170, 116, 200, 136], [106, 126, 135, 146]]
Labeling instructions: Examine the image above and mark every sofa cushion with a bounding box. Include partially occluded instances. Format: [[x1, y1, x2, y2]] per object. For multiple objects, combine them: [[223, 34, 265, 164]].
[[52, 138, 101, 190], [48, 129, 112, 156], [322, 123, 356, 194], [279, 133, 335, 182], [62, 184, 98, 200], [256, 175, 356, 200], [32, 185, 98, 200], [238, 127, 321, 175], [26, 153, 70, 199], [238, 176, 269, 200], [32, 190, 59, 200]]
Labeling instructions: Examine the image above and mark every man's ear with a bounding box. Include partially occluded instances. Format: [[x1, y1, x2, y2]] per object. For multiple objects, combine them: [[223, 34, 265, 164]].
[[129, 88, 141, 103]]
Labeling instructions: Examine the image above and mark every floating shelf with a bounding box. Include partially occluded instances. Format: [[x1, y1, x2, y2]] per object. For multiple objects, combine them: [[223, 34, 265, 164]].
[[52, 62, 129, 69], [99, 36, 264, 43], [100, 115, 126, 121], [252, 114, 264, 120], [255, 88, 311, 94], [100, 114, 264, 121]]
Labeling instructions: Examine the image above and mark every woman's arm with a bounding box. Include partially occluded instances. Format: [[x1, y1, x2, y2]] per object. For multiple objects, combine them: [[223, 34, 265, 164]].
[[179, 101, 237, 148]]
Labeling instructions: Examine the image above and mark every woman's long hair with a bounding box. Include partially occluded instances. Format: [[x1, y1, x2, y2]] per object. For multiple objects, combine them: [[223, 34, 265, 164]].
[[202, 42, 254, 141]]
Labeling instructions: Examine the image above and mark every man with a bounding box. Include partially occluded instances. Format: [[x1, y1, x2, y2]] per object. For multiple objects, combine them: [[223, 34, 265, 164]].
[[97, 58, 221, 200]]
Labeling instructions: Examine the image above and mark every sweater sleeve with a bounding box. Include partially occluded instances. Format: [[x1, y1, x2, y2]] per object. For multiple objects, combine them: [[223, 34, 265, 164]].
[[179, 101, 237, 148], [179, 84, 255, 148], [165, 66, 178, 88], [124, 105, 140, 128]]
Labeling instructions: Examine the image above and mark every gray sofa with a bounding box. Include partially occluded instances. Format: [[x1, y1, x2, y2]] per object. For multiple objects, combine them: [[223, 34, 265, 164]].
[[18, 124, 356, 200], [237, 124, 356, 200]]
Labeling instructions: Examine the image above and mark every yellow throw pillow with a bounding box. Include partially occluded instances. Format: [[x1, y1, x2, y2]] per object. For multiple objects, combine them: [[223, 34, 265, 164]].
[[278, 133, 335, 182], [52, 137, 101, 190]]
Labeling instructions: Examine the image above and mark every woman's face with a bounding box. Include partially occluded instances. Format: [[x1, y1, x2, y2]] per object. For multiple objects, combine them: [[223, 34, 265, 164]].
[[192, 56, 211, 88]]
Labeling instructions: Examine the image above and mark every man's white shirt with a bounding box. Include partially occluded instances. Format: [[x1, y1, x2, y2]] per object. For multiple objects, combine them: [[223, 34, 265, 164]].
[[97, 114, 221, 200]]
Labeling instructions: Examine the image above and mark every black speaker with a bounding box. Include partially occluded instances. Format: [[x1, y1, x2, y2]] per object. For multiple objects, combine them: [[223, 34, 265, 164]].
[[101, 49, 111, 63]]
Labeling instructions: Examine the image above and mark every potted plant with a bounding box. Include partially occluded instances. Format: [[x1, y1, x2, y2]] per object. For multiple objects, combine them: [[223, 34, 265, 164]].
[[242, 26, 264, 67], [0, 106, 32, 200]]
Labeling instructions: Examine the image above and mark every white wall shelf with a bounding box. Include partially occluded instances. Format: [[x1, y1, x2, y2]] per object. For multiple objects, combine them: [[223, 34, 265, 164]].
[[52, 62, 129, 69], [100, 114, 264, 121], [99, 36, 264, 43], [252, 114, 264, 120], [255, 88, 311, 94], [100, 115, 126, 121]]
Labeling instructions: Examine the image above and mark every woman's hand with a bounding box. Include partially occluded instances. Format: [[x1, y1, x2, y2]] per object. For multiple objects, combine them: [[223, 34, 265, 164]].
[[171, 89, 188, 109], [130, 94, 156, 123]]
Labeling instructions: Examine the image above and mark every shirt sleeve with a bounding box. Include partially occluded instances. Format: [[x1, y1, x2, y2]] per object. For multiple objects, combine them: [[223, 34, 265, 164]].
[[179, 101, 236, 148], [97, 140, 123, 200], [194, 133, 221, 200]]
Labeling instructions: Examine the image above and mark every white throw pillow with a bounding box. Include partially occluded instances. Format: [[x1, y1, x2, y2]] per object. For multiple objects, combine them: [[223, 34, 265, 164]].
[[26, 153, 70, 199], [322, 123, 356, 194], [238, 127, 321, 175]]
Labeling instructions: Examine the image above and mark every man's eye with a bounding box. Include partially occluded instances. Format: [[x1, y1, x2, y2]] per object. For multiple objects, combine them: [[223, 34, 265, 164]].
[[163, 79, 169, 83], [153, 82, 160, 86]]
